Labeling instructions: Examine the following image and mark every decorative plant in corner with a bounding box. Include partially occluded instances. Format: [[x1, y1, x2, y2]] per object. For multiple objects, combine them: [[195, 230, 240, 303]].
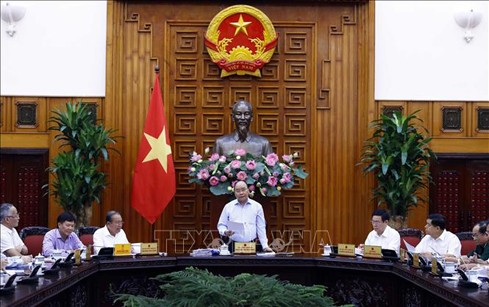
[[114, 267, 339, 307], [360, 110, 436, 228], [46, 102, 119, 227]]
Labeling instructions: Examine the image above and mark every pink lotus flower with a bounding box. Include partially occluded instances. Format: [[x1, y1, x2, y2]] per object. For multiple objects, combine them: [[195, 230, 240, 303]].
[[208, 164, 216, 171], [209, 176, 219, 186], [191, 152, 202, 162], [234, 149, 246, 156], [267, 176, 278, 187], [253, 173, 260, 180], [219, 156, 226, 163], [273, 171, 279, 177], [249, 185, 255, 191], [280, 178, 286, 184], [210, 153, 220, 161], [231, 160, 241, 169], [245, 160, 256, 170], [197, 169, 209, 180], [224, 166, 231, 174], [236, 171, 247, 181], [282, 172, 292, 182], [282, 154, 293, 163], [265, 153, 279, 166], [220, 175, 227, 182]]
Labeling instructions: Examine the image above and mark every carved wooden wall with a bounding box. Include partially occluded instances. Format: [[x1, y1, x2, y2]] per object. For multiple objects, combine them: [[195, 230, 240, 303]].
[[104, 0, 375, 251]]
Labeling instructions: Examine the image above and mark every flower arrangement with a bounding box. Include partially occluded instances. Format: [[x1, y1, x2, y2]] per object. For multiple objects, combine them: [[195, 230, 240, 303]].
[[188, 148, 308, 197]]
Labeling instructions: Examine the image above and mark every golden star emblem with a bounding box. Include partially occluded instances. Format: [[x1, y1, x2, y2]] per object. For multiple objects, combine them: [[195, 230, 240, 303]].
[[142, 127, 172, 172], [230, 14, 252, 36]]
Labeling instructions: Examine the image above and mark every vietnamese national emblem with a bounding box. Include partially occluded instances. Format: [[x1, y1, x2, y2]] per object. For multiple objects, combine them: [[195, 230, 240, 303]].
[[205, 5, 278, 78]]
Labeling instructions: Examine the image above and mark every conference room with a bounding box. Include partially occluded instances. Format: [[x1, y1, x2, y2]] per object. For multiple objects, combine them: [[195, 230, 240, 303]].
[[1, 1, 488, 306]]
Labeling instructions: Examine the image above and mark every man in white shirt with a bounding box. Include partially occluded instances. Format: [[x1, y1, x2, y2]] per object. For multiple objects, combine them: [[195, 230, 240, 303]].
[[217, 181, 273, 252], [415, 213, 461, 259], [93, 210, 129, 254], [361, 209, 400, 255], [0, 203, 29, 256]]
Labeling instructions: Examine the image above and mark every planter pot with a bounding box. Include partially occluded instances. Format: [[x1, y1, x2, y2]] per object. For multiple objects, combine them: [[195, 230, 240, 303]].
[[388, 215, 407, 230]]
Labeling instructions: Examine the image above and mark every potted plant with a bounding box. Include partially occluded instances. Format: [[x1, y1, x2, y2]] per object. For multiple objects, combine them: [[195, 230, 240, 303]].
[[114, 267, 337, 306], [360, 110, 436, 229], [46, 102, 118, 227]]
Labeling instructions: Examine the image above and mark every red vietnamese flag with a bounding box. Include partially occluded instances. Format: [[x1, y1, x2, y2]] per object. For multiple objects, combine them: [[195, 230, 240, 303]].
[[131, 69, 176, 224]]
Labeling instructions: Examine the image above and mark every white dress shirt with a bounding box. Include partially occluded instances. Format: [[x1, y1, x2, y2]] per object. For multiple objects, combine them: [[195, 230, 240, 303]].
[[217, 198, 269, 249], [92, 225, 129, 254], [414, 229, 461, 257], [0, 224, 25, 254], [364, 225, 401, 255]]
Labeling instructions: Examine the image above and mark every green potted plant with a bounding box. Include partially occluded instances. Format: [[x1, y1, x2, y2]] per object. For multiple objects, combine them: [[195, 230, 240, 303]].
[[114, 267, 338, 306], [46, 102, 118, 227], [360, 110, 436, 229]]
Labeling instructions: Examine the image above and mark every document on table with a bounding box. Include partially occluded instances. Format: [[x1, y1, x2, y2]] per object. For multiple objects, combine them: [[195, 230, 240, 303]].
[[403, 239, 416, 253], [227, 221, 245, 236]]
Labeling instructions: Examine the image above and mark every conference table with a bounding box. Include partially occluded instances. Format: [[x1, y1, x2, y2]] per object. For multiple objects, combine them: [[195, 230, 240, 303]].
[[1, 254, 488, 307]]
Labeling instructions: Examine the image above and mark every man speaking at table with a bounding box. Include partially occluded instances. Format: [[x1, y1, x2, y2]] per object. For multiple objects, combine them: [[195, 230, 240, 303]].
[[217, 181, 273, 253]]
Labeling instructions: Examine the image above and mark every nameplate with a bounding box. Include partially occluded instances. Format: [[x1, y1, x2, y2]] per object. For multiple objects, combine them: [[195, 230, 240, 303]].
[[431, 257, 439, 275], [141, 243, 159, 255], [363, 245, 382, 258], [412, 253, 420, 268], [114, 243, 132, 256], [337, 243, 355, 257], [234, 242, 256, 254]]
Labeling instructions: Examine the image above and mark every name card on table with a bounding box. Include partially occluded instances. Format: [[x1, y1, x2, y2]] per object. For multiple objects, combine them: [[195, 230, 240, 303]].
[[234, 242, 256, 254], [431, 257, 439, 276], [363, 245, 382, 258], [337, 244, 355, 257], [114, 243, 132, 256], [412, 253, 420, 268], [141, 243, 159, 255]]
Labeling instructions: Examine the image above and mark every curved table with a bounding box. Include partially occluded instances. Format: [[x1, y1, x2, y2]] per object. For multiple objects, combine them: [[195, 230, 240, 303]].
[[1, 255, 488, 307]]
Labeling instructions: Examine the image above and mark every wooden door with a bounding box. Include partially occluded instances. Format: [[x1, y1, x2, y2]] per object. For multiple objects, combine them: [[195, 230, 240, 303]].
[[430, 156, 489, 232], [0, 150, 49, 229]]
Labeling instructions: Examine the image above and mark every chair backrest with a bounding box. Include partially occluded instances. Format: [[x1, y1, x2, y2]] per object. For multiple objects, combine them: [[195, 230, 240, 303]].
[[78, 226, 99, 247], [455, 231, 477, 256], [19, 226, 50, 256], [398, 228, 423, 250]]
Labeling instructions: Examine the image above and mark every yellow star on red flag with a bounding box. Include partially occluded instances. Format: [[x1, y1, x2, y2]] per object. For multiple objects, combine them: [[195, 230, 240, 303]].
[[142, 127, 172, 172]]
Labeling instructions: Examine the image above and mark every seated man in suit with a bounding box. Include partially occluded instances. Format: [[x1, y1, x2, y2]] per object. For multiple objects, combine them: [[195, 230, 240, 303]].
[[42, 212, 84, 257], [93, 210, 129, 255], [360, 208, 400, 255], [414, 213, 461, 261], [0, 203, 29, 257], [217, 181, 273, 253]]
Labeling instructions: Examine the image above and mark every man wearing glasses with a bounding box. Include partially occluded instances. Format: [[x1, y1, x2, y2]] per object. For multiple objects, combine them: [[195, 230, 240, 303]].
[[414, 213, 461, 260], [0, 203, 28, 256], [93, 210, 129, 255], [360, 209, 400, 255]]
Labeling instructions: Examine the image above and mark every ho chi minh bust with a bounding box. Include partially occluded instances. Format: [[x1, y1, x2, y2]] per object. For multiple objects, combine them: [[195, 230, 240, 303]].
[[213, 100, 272, 158]]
